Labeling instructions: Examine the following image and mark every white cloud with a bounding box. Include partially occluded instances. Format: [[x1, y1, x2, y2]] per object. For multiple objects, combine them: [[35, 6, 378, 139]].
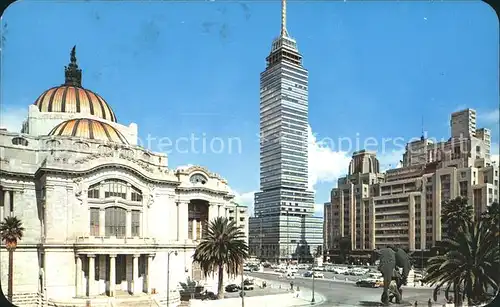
[[0, 107, 26, 132], [479, 109, 499, 125], [378, 149, 405, 171], [233, 190, 257, 216], [314, 203, 325, 216], [307, 125, 351, 190]]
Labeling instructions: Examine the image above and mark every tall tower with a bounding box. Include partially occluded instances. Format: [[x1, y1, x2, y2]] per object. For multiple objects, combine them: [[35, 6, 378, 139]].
[[249, 0, 323, 262]]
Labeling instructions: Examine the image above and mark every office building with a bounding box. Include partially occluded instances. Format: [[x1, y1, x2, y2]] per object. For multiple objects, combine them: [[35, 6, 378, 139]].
[[249, 0, 323, 262], [324, 109, 499, 261]]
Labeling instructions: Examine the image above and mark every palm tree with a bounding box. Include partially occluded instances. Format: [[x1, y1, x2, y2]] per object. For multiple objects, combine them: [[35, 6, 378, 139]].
[[441, 196, 473, 237], [0, 216, 25, 302], [192, 217, 248, 299], [481, 202, 499, 236], [423, 220, 499, 306]]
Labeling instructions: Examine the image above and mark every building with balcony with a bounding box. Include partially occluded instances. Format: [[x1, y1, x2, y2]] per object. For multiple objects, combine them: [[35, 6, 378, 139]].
[[0, 47, 248, 307], [324, 109, 499, 262]]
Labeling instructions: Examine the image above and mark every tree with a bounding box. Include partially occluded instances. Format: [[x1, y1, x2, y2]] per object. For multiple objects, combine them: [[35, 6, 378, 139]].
[[0, 216, 25, 302], [423, 220, 499, 306], [441, 196, 473, 237], [192, 217, 248, 299], [481, 202, 499, 236]]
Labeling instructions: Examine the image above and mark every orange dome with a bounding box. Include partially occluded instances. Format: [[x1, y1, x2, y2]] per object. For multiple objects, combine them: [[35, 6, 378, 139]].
[[34, 85, 116, 122], [34, 46, 117, 122], [48, 118, 128, 144]]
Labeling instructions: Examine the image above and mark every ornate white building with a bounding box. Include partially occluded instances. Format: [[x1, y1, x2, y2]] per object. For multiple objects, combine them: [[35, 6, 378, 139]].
[[0, 47, 249, 307]]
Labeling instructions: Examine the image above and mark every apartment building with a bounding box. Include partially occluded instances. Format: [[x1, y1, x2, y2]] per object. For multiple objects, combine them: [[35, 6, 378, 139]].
[[324, 109, 499, 257]]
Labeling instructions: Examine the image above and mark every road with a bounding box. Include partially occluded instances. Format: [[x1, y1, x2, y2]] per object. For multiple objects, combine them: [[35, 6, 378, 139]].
[[249, 272, 444, 306], [224, 285, 289, 299]]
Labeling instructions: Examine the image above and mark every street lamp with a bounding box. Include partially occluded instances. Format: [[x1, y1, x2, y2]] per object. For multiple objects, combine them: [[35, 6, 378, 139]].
[[311, 262, 316, 304], [166, 250, 178, 307]]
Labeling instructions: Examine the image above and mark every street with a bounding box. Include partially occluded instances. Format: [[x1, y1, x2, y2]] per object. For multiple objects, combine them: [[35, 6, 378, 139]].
[[249, 272, 443, 306], [224, 286, 289, 299]]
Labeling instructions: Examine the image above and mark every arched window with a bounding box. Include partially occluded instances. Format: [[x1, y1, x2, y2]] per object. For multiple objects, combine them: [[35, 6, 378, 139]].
[[131, 186, 142, 202], [88, 184, 100, 199], [103, 179, 127, 199], [105, 207, 126, 237], [12, 137, 29, 146], [87, 179, 143, 201]]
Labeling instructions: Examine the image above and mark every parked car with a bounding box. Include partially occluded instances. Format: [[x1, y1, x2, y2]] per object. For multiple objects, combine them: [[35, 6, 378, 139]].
[[201, 291, 217, 300], [225, 284, 240, 292]]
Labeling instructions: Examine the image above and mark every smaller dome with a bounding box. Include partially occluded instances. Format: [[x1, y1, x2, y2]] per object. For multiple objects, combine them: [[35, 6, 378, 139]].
[[48, 118, 128, 144]]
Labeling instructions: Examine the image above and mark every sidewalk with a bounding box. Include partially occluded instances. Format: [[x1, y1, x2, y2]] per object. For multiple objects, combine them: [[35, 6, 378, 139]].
[[252, 277, 327, 306]]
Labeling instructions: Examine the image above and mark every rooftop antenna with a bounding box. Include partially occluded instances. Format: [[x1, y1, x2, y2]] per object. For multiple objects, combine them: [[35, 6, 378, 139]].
[[421, 115, 425, 140], [281, 0, 289, 37]]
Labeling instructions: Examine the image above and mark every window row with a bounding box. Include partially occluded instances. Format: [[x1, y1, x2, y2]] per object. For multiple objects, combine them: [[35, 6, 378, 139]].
[[89, 207, 141, 237], [87, 179, 143, 202]]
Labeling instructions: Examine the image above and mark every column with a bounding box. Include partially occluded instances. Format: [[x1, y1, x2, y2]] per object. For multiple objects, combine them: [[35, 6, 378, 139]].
[[132, 254, 139, 294], [99, 209, 105, 236], [3, 190, 10, 217], [179, 201, 189, 241], [109, 254, 116, 297], [75, 255, 82, 297], [208, 203, 216, 222], [139, 211, 143, 237], [88, 255, 95, 296], [409, 196, 416, 250], [146, 254, 153, 294], [126, 210, 132, 238], [143, 202, 149, 238], [176, 202, 180, 241], [192, 220, 197, 241]]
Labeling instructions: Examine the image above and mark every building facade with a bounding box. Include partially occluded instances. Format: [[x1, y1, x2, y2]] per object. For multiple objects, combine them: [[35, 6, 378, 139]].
[[324, 109, 499, 260], [249, 0, 323, 262], [0, 48, 248, 307]]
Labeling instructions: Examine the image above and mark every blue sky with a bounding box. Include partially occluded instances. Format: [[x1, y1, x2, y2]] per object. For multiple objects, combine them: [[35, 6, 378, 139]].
[[1, 0, 499, 216]]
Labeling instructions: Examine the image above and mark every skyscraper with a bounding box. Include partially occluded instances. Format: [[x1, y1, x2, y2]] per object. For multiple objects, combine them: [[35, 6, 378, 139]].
[[249, 0, 323, 262]]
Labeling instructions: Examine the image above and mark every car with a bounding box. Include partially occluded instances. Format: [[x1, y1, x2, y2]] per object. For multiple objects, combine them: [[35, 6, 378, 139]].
[[313, 272, 324, 278], [303, 271, 313, 277], [333, 268, 348, 274], [356, 278, 379, 288], [352, 270, 365, 276], [225, 284, 240, 292], [243, 280, 254, 291]]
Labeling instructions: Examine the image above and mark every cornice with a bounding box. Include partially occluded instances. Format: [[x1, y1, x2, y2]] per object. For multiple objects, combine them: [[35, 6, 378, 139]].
[[35, 163, 180, 186]]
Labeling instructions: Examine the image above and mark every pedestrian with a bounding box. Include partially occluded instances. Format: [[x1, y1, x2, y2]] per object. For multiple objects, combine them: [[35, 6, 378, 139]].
[[428, 298, 432, 307], [290, 280, 294, 290]]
